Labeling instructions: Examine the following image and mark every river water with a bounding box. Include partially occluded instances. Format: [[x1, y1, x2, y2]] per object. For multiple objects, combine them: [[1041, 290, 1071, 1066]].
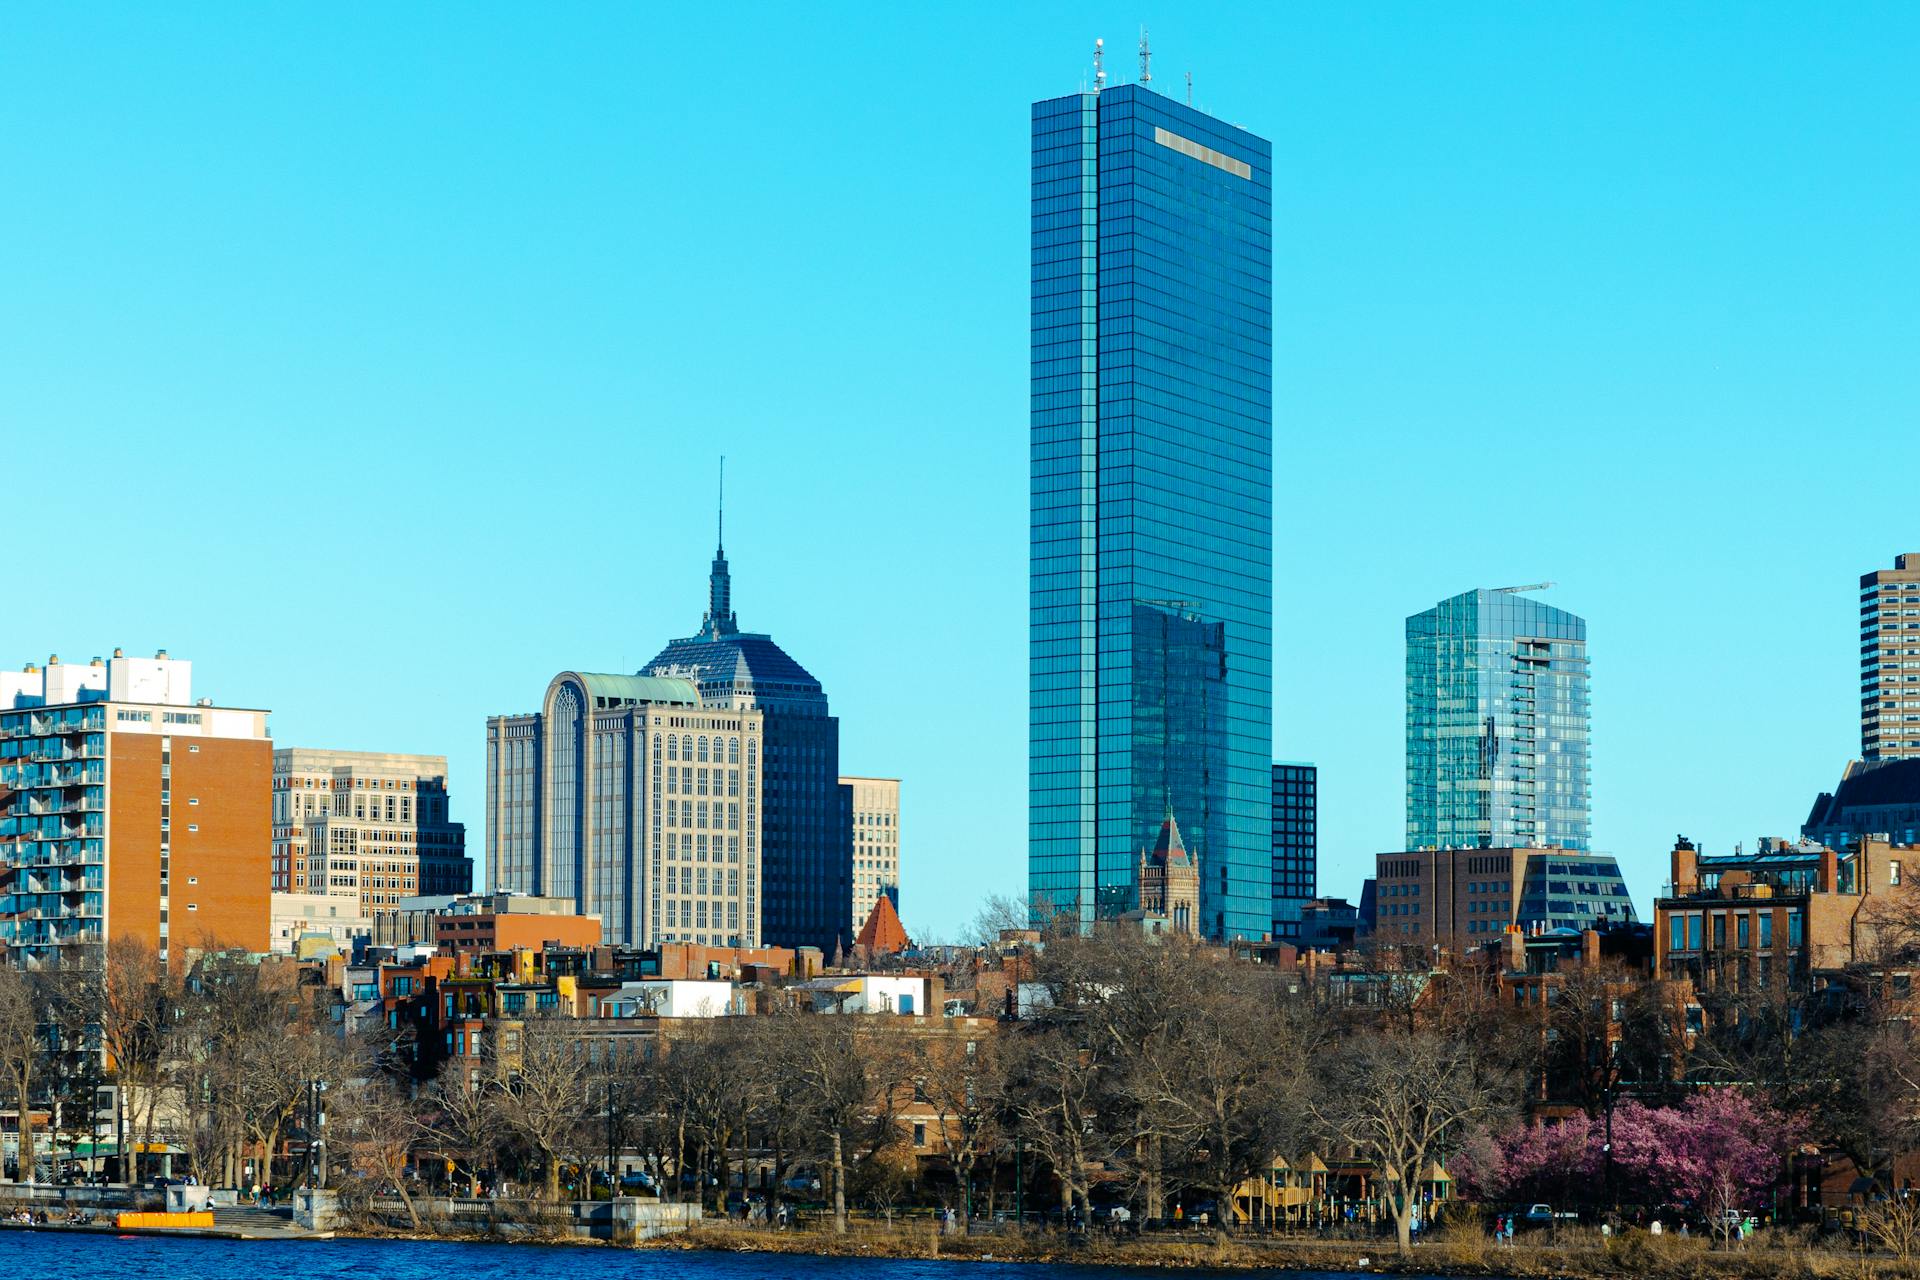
[[0, 1232, 1458, 1280]]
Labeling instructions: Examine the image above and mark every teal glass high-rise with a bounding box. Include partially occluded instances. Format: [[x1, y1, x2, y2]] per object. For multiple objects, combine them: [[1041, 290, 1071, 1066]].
[[1029, 81, 1273, 941], [1405, 588, 1591, 851]]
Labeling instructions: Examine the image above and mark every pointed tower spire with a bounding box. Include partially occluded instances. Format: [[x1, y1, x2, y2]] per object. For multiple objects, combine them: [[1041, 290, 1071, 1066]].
[[703, 456, 738, 636]]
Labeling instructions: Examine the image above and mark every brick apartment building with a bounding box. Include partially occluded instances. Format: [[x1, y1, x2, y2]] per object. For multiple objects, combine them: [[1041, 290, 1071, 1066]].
[[1372, 845, 1636, 955], [0, 650, 270, 967], [1653, 834, 1917, 988]]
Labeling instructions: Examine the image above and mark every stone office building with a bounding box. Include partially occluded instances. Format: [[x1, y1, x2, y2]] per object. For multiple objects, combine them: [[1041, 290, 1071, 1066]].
[[639, 539, 851, 954], [841, 775, 901, 932], [487, 671, 764, 949], [272, 748, 470, 914]]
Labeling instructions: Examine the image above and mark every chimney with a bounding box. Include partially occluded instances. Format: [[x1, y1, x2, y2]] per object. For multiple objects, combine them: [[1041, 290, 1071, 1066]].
[[1671, 838, 1700, 896], [1820, 846, 1839, 894], [1504, 925, 1524, 971], [1582, 928, 1601, 967]]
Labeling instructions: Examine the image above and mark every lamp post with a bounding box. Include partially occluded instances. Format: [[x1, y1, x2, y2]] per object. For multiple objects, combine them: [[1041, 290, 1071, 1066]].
[[605, 1079, 617, 1194], [305, 1079, 329, 1191], [1014, 1135, 1024, 1227]]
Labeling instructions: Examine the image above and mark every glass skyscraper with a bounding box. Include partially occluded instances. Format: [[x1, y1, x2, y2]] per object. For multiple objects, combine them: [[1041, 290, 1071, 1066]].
[[1405, 588, 1591, 851], [1029, 80, 1273, 941]]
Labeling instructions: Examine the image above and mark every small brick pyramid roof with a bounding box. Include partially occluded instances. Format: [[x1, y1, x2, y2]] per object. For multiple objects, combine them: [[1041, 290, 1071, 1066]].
[[855, 894, 909, 953]]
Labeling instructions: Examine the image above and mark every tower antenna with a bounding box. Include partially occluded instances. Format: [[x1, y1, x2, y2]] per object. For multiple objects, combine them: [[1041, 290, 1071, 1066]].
[[1139, 26, 1152, 84], [1186, 71, 1193, 107], [718, 455, 726, 553], [1093, 37, 1105, 93]]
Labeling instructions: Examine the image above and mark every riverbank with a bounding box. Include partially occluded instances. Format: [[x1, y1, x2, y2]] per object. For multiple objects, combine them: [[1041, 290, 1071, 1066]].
[[645, 1220, 1920, 1279]]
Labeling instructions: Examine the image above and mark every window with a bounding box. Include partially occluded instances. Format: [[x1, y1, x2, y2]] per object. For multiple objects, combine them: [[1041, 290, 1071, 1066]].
[[1894, 860, 1904, 887]]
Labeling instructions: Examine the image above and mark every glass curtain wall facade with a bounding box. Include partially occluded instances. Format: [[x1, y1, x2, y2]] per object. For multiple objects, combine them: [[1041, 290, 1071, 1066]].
[[1516, 850, 1636, 932], [1270, 762, 1317, 940], [1030, 83, 1273, 940], [1406, 589, 1590, 851]]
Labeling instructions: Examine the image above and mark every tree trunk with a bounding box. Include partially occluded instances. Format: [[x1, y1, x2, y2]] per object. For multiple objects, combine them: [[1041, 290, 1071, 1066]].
[[394, 1173, 423, 1229], [673, 1116, 686, 1205], [544, 1146, 562, 1201], [831, 1129, 847, 1234], [13, 1065, 32, 1184], [1394, 1195, 1414, 1257], [137, 1090, 159, 1186]]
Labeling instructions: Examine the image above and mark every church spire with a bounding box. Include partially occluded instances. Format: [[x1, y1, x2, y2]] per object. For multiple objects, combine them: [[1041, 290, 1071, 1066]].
[[703, 456, 738, 636]]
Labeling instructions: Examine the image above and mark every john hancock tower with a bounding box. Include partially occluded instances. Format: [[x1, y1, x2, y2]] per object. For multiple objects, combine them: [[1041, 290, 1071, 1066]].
[[1028, 62, 1273, 941]]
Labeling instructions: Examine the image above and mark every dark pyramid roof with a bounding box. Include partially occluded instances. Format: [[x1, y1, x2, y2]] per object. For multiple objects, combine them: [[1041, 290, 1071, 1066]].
[[640, 542, 827, 707], [1831, 758, 1920, 810], [1149, 810, 1191, 864], [642, 632, 824, 703]]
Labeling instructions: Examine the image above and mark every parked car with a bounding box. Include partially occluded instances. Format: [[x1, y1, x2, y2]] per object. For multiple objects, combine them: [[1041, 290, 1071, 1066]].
[[1519, 1203, 1578, 1230]]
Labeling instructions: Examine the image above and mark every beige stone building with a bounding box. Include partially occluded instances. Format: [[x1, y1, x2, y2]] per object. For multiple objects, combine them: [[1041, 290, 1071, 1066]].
[[1137, 812, 1199, 935], [487, 673, 766, 948], [269, 890, 372, 954], [840, 775, 900, 931], [1863, 553, 1920, 762], [272, 748, 470, 915]]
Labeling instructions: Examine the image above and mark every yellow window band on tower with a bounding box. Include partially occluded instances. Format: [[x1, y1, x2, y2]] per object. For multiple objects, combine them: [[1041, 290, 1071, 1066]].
[[1152, 126, 1252, 179]]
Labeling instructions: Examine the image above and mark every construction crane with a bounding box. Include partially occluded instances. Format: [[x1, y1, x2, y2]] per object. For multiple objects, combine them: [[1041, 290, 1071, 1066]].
[[1490, 582, 1556, 595]]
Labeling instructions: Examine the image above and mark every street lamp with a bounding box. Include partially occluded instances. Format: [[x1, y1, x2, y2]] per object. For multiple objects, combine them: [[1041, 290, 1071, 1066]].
[[306, 1079, 329, 1191]]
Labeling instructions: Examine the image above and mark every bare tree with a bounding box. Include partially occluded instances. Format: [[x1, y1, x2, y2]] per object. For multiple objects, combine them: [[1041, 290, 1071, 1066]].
[[426, 1066, 498, 1197], [332, 1075, 428, 1228], [1863, 1192, 1920, 1261], [0, 966, 41, 1183], [1316, 1029, 1516, 1257], [490, 1012, 593, 1200], [999, 1019, 1105, 1218], [769, 1009, 906, 1234], [98, 936, 176, 1185], [915, 1026, 1003, 1223], [967, 894, 1034, 946], [179, 948, 338, 1189]]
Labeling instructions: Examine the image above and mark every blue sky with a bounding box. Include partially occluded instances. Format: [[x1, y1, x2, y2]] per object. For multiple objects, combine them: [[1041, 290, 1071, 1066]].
[[4, 6, 1916, 941]]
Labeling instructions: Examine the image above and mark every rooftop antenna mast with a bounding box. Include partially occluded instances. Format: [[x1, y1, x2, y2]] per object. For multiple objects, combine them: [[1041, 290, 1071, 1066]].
[[1093, 37, 1105, 93], [1186, 71, 1192, 107], [1138, 27, 1151, 84], [717, 455, 726, 552]]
